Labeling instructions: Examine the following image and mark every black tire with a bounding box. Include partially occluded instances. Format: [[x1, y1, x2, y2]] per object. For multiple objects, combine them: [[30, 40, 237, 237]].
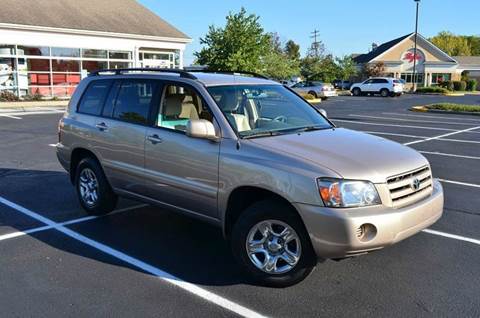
[[75, 157, 118, 215], [380, 88, 390, 97], [308, 91, 318, 98], [352, 87, 361, 96], [231, 199, 315, 287]]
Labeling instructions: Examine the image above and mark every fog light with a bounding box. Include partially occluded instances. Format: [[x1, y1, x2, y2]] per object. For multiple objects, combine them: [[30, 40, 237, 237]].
[[356, 223, 377, 242]]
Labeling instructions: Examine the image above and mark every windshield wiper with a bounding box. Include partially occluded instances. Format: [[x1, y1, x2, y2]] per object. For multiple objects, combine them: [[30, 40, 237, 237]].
[[241, 131, 283, 139], [289, 126, 332, 133]]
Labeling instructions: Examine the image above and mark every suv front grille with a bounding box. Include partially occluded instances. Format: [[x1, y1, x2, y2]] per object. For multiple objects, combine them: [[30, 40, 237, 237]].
[[387, 166, 432, 208]]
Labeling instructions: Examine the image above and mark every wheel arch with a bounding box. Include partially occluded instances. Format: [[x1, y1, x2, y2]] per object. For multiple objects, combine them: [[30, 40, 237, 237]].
[[223, 186, 307, 239], [69, 147, 101, 184]]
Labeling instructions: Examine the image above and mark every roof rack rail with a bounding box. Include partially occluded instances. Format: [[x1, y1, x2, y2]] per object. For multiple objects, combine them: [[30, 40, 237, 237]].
[[184, 69, 269, 80], [89, 68, 198, 80]]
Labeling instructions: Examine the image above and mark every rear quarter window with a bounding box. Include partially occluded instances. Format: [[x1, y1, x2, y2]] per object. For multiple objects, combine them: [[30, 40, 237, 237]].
[[77, 80, 113, 115]]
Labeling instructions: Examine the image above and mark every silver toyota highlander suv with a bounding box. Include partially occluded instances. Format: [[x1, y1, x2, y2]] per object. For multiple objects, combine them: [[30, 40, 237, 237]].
[[56, 68, 443, 287]]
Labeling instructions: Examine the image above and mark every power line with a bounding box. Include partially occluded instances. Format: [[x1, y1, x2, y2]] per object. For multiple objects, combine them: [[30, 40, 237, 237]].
[[310, 29, 321, 57]]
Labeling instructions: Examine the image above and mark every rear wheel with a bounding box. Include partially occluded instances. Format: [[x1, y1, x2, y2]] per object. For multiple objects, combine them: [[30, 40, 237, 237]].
[[75, 157, 117, 215], [231, 199, 315, 287], [352, 87, 361, 96], [308, 91, 318, 98], [380, 88, 390, 97]]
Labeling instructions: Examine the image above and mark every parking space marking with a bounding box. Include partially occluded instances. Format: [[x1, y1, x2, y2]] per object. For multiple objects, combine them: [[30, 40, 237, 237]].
[[363, 131, 480, 144], [0, 204, 147, 243], [403, 126, 480, 146], [363, 131, 428, 139], [439, 179, 480, 189], [48, 143, 57, 147], [0, 196, 267, 318], [423, 229, 480, 246], [418, 151, 480, 160], [0, 114, 22, 119], [349, 114, 474, 126], [383, 112, 480, 123], [0, 110, 64, 117], [333, 119, 461, 132]]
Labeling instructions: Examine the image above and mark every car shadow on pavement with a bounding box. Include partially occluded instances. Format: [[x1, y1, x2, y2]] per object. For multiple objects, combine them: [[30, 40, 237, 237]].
[[0, 168, 250, 287]]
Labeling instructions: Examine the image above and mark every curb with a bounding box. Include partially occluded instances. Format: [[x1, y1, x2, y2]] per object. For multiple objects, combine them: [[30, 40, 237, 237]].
[[410, 106, 480, 116], [0, 100, 69, 109], [444, 93, 465, 96], [307, 98, 322, 104]]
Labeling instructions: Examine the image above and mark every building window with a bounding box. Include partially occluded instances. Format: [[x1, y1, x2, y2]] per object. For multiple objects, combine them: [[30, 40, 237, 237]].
[[431, 73, 451, 84], [51, 47, 80, 57], [82, 49, 108, 59], [109, 51, 132, 60], [400, 73, 424, 84], [17, 46, 50, 56]]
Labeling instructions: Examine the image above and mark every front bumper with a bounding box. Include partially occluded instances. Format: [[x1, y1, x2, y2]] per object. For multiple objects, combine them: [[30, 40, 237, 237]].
[[295, 179, 443, 259]]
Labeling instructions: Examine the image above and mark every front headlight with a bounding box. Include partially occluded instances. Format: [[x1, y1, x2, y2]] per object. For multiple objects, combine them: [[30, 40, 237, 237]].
[[317, 178, 381, 208]]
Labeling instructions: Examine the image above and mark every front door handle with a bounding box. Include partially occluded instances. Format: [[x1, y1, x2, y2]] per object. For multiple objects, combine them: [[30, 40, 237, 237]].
[[147, 134, 163, 144], [95, 122, 108, 131]]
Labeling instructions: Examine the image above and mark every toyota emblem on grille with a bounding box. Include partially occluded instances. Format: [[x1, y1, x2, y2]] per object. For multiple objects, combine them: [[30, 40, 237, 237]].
[[411, 178, 421, 191]]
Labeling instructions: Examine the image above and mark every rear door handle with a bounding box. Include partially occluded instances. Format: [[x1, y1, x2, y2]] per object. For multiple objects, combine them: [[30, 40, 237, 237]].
[[147, 134, 163, 144], [95, 122, 108, 131]]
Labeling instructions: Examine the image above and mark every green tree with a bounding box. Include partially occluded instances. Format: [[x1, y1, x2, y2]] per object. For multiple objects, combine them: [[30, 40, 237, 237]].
[[194, 8, 270, 71], [284, 40, 300, 61], [336, 55, 357, 80], [300, 55, 339, 82], [261, 34, 300, 80], [430, 31, 471, 56], [464, 35, 480, 55]]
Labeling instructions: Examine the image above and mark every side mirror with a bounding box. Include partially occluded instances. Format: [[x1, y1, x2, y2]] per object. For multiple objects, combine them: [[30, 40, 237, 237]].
[[319, 108, 328, 118], [186, 119, 218, 141]]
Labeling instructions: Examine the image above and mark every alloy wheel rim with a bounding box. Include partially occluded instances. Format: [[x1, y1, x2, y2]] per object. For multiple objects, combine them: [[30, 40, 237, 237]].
[[246, 220, 301, 274], [79, 168, 99, 206]]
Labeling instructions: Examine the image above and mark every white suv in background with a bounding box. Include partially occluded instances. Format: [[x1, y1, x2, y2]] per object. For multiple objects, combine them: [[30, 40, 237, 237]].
[[350, 77, 404, 97]]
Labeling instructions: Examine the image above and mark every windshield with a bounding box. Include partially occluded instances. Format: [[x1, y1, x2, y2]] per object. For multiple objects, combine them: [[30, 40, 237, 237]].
[[207, 85, 333, 138]]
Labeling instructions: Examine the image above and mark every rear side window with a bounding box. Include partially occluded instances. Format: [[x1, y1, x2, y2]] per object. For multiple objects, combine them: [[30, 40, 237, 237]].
[[373, 79, 388, 84], [78, 80, 112, 115], [113, 80, 156, 125]]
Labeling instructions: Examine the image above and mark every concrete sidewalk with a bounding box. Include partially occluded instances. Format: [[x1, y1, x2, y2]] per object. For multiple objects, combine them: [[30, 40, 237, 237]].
[[0, 100, 69, 110]]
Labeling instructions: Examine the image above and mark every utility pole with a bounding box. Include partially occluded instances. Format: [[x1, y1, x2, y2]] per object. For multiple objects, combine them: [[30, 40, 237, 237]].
[[412, 0, 420, 92], [310, 29, 321, 57]]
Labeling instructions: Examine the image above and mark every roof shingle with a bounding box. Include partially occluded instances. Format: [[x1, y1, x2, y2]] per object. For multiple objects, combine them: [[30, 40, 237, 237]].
[[0, 0, 189, 40], [353, 33, 413, 64]]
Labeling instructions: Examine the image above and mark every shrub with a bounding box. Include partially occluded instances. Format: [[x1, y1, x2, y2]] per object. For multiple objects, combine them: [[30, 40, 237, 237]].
[[452, 81, 463, 91], [0, 90, 19, 102], [426, 103, 480, 113], [23, 93, 44, 101], [459, 81, 467, 91], [298, 92, 316, 100], [440, 80, 454, 91], [416, 87, 449, 94], [466, 79, 478, 91]]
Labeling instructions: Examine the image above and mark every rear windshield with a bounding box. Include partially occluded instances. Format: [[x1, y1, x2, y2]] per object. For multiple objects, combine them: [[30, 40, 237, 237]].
[[207, 84, 332, 138]]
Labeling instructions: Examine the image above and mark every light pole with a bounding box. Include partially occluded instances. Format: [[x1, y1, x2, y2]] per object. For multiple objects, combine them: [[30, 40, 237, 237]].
[[412, 0, 420, 92]]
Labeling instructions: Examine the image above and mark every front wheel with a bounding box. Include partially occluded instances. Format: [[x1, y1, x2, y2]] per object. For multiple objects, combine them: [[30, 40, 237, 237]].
[[231, 200, 315, 287], [75, 157, 118, 215], [352, 88, 361, 96]]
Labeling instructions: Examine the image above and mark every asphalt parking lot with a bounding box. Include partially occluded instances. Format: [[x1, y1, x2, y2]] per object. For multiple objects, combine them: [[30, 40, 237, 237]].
[[1, 94, 479, 317]]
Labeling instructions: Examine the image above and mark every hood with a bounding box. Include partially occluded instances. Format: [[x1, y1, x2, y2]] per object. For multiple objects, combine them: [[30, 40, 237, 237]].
[[250, 128, 428, 183]]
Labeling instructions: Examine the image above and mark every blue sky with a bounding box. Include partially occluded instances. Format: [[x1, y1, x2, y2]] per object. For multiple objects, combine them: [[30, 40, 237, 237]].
[[139, 0, 479, 66]]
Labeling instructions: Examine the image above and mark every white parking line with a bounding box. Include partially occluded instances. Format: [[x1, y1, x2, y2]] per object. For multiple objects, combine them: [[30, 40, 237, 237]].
[[0, 110, 64, 117], [48, 143, 57, 147], [334, 119, 461, 132], [423, 229, 480, 246], [363, 131, 480, 144], [0, 204, 147, 242], [438, 179, 480, 189], [383, 112, 480, 122], [349, 114, 474, 126], [0, 196, 267, 318], [403, 126, 480, 145], [418, 151, 480, 160], [0, 114, 22, 119]]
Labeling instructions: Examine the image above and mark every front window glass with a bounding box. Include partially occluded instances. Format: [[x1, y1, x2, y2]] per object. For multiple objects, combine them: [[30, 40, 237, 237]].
[[157, 84, 213, 132], [207, 85, 332, 138]]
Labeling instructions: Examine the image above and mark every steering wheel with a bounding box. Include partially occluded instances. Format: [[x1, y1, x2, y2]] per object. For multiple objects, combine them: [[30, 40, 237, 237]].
[[273, 115, 287, 123]]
